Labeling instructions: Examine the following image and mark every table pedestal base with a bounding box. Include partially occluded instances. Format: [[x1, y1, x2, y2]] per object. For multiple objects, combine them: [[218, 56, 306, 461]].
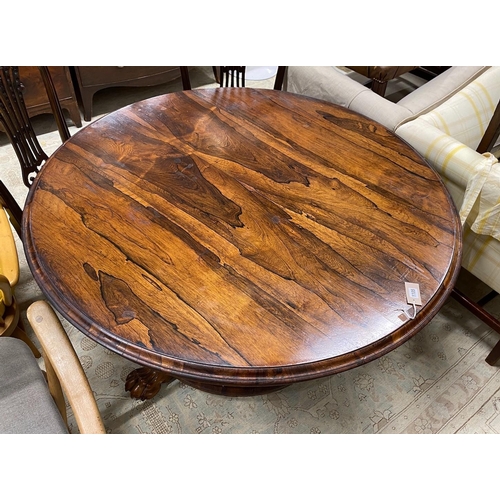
[[125, 367, 175, 401], [183, 379, 289, 397], [125, 367, 288, 400]]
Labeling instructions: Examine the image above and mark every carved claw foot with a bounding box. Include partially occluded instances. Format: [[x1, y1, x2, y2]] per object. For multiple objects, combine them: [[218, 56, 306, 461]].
[[125, 367, 175, 400]]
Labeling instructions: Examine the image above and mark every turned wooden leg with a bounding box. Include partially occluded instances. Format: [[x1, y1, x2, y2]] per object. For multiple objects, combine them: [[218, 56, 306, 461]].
[[451, 287, 500, 366], [125, 367, 175, 400], [371, 79, 388, 96], [486, 339, 500, 366]]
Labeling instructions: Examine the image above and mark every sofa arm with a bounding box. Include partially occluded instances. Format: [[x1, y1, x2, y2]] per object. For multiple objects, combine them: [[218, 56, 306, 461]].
[[397, 118, 499, 236], [286, 66, 492, 132], [397, 66, 489, 125], [285, 66, 411, 130]]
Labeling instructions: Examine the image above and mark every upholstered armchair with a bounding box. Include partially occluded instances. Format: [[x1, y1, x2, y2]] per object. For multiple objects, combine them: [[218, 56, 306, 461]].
[[286, 65, 500, 363], [396, 67, 500, 362], [284, 66, 490, 131]]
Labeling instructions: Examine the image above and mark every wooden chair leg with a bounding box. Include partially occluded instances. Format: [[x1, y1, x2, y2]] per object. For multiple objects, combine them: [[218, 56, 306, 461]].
[[274, 66, 287, 90], [212, 66, 220, 84], [478, 290, 499, 306], [179, 67, 191, 90], [486, 339, 500, 365], [451, 287, 500, 366], [371, 79, 388, 96]]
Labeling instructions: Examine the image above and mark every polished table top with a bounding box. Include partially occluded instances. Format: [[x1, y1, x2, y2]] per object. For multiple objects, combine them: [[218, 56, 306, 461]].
[[23, 88, 462, 395]]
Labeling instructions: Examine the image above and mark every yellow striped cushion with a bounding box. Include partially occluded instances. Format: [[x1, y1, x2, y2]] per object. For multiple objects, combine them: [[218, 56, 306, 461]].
[[462, 224, 500, 293], [397, 118, 499, 230], [418, 67, 500, 150]]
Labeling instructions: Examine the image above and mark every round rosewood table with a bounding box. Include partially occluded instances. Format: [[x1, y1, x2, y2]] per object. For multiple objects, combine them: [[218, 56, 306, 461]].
[[22, 88, 462, 400]]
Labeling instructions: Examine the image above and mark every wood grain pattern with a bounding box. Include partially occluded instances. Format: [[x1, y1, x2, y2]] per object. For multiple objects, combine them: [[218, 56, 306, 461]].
[[22, 88, 462, 391]]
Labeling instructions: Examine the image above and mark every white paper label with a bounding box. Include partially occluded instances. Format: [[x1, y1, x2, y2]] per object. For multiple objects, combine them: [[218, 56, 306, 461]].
[[405, 282, 422, 306]]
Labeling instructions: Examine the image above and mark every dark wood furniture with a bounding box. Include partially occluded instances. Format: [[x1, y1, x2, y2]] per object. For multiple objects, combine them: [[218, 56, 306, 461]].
[[212, 66, 286, 89], [346, 66, 419, 96], [274, 66, 286, 90], [22, 88, 462, 401], [0, 66, 70, 237], [195, 67, 246, 88], [72, 66, 191, 121], [219, 67, 246, 87], [345, 67, 453, 96], [16, 66, 81, 127], [410, 66, 452, 81]]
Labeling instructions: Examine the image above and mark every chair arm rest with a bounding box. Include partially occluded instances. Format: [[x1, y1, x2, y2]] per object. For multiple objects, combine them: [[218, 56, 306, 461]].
[[285, 66, 411, 130], [27, 300, 106, 434], [286, 66, 370, 106], [397, 66, 489, 123], [398, 118, 500, 236]]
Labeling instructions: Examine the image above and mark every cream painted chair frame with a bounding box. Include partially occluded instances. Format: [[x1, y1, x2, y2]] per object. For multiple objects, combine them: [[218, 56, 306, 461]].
[[26, 300, 106, 434], [1, 206, 104, 433]]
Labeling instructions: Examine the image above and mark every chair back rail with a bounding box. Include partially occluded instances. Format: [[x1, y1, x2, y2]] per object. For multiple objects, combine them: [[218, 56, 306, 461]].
[[0, 66, 49, 187], [38, 66, 70, 143], [220, 66, 245, 87]]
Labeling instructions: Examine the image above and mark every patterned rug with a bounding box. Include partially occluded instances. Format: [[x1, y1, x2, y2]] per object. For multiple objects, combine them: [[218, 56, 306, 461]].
[[4, 66, 500, 434]]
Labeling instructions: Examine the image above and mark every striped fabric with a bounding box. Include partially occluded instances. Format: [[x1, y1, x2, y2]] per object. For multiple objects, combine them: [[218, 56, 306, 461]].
[[397, 120, 499, 231], [461, 224, 500, 294], [396, 66, 500, 293], [416, 66, 500, 150]]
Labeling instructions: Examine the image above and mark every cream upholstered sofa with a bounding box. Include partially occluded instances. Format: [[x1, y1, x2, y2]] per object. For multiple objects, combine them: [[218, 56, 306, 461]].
[[396, 68, 500, 363], [284, 66, 491, 131], [285, 66, 500, 363], [397, 68, 500, 285]]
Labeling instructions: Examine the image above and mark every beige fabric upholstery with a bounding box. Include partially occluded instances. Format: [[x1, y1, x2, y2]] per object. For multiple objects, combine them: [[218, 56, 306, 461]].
[[396, 66, 489, 126], [286, 65, 500, 298], [396, 67, 500, 294], [461, 227, 500, 296], [410, 67, 500, 149], [346, 66, 418, 82], [285, 66, 489, 131], [397, 67, 500, 234], [0, 337, 68, 434], [345, 67, 418, 95], [397, 120, 499, 230], [286, 66, 410, 129]]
